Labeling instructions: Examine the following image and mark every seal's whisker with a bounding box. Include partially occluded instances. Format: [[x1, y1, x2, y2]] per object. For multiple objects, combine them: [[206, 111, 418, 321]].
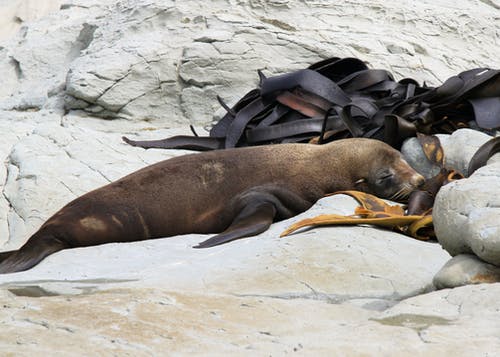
[[389, 183, 414, 201], [389, 186, 406, 201]]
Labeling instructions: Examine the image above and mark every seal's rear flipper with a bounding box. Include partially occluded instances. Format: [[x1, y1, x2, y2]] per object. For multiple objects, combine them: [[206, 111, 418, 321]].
[[0, 250, 15, 263], [194, 202, 276, 248], [0, 235, 69, 274]]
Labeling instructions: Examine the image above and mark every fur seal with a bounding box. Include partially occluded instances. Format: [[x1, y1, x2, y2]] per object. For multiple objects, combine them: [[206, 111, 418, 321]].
[[0, 138, 424, 274]]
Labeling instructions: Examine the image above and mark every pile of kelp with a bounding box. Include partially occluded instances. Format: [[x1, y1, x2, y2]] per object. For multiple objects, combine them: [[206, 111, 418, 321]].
[[123, 56, 499, 151], [123, 57, 500, 241]]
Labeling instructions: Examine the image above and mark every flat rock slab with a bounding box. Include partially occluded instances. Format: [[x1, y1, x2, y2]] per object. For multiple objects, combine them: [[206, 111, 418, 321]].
[[0, 191, 457, 355], [0, 194, 450, 300], [1, 283, 499, 355]]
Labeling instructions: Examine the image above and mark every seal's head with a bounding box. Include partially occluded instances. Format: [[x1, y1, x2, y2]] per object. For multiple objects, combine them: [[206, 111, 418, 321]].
[[346, 139, 425, 201]]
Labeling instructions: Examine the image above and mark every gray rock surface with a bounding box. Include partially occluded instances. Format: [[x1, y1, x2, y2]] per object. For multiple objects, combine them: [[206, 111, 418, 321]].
[[440, 129, 498, 177], [399, 128, 500, 290], [401, 129, 499, 178], [1, 0, 498, 124], [0, 0, 499, 355], [434, 162, 500, 264], [401, 135, 448, 178], [2, 283, 500, 356], [433, 254, 500, 289], [432, 132, 500, 289]]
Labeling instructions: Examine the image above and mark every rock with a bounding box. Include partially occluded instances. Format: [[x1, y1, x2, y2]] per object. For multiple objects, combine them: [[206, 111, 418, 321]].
[[0, 0, 498, 125], [0, 194, 450, 298], [0, 2, 104, 111], [0, 117, 188, 250], [0, 0, 63, 42], [401, 135, 448, 178], [375, 283, 500, 352], [434, 162, 500, 265], [439, 129, 496, 177], [433, 254, 500, 289], [432, 130, 500, 289], [0, 0, 498, 354], [1, 265, 500, 355], [401, 129, 498, 178]]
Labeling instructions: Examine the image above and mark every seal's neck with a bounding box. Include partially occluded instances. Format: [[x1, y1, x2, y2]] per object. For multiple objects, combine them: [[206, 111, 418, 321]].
[[312, 142, 361, 193]]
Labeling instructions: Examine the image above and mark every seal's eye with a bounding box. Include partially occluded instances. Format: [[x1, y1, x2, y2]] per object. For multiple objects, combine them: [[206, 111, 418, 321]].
[[377, 172, 393, 184]]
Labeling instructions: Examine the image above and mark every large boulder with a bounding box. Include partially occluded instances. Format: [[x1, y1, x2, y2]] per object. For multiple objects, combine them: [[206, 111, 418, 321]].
[[433, 159, 500, 288]]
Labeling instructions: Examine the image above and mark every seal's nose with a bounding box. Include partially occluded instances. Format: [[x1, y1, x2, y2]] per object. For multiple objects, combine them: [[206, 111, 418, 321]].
[[411, 173, 425, 188]]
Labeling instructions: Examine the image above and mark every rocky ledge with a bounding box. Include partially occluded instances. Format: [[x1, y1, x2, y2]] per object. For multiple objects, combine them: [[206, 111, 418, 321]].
[[0, 0, 499, 355]]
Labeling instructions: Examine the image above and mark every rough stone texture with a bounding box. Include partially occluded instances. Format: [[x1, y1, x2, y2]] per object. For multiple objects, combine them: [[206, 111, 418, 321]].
[[433, 254, 500, 289], [433, 138, 500, 289], [0, 1, 104, 111], [0, 0, 63, 41], [0, 113, 188, 251], [2, 284, 500, 356], [0, 0, 499, 354], [439, 129, 499, 177], [434, 162, 500, 264], [0, 0, 498, 124]]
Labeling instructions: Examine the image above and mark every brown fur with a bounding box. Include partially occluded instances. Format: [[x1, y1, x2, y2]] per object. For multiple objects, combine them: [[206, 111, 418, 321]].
[[0, 138, 423, 273]]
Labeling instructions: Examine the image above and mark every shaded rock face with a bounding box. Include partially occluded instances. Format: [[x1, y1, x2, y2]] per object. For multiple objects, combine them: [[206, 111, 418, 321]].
[[0, 0, 499, 355], [401, 129, 500, 289]]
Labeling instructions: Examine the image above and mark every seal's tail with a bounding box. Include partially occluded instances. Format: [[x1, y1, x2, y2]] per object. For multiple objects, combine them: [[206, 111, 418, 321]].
[[0, 233, 68, 274]]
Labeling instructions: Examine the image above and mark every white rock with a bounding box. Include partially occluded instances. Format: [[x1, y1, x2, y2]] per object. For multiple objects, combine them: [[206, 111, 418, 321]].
[[1, 258, 500, 355], [0, 3, 103, 110], [434, 162, 500, 265], [376, 283, 500, 351], [0, 0, 63, 42], [1, 0, 497, 125], [439, 129, 495, 177], [433, 254, 500, 289], [0, 0, 498, 354]]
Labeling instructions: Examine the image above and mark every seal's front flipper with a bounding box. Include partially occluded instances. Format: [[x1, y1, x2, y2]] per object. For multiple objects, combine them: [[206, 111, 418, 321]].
[[194, 202, 276, 248]]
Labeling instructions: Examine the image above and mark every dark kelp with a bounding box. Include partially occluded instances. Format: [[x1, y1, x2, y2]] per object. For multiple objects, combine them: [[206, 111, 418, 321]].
[[123, 57, 499, 151]]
